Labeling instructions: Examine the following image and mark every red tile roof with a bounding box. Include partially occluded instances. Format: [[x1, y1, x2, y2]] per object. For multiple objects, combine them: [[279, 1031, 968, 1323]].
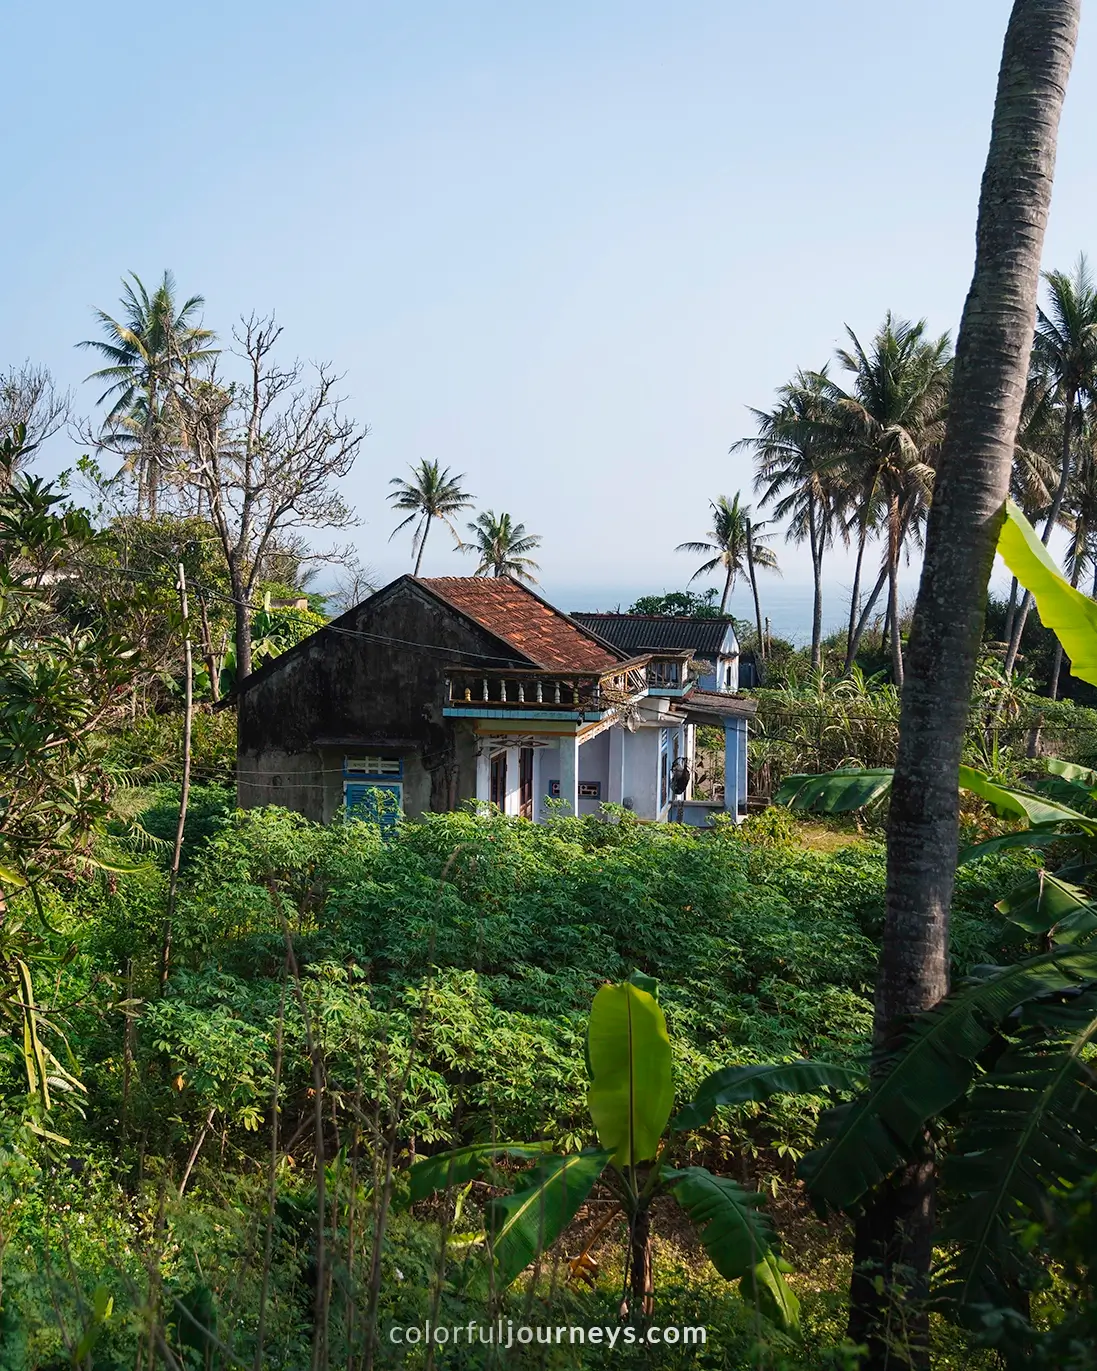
[[417, 577, 622, 673]]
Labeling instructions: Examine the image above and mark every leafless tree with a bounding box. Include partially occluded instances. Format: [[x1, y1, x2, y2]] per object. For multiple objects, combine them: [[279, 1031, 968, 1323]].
[[174, 316, 367, 680], [0, 363, 70, 474], [326, 551, 381, 615]]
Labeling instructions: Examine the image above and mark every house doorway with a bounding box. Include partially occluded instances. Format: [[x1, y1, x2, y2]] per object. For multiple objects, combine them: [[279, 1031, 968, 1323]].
[[489, 750, 507, 809], [518, 747, 534, 818]]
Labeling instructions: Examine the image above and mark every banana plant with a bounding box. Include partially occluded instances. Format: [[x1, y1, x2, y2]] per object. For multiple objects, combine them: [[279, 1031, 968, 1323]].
[[798, 941, 1097, 1325], [774, 503, 1097, 1327], [409, 972, 861, 1332]]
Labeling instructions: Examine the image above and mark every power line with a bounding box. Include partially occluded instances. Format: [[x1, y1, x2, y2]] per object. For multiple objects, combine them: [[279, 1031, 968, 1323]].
[[70, 555, 608, 671]]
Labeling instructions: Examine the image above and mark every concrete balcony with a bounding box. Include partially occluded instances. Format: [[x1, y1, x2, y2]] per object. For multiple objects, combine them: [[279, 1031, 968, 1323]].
[[444, 661, 650, 721], [644, 652, 695, 697]]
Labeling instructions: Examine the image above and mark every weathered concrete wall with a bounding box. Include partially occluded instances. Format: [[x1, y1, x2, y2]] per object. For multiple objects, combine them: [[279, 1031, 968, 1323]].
[[235, 579, 524, 822], [237, 746, 327, 822]]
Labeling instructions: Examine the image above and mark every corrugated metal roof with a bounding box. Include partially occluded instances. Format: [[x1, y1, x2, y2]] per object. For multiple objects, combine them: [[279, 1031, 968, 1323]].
[[418, 578, 623, 672], [672, 690, 758, 722], [570, 613, 738, 657]]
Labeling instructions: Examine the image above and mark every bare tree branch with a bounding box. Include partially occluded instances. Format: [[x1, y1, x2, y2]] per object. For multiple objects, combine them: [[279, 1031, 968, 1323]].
[[173, 316, 368, 679]]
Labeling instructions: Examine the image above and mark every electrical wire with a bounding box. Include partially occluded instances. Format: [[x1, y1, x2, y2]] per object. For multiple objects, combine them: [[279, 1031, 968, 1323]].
[[68, 555, 623, 672]]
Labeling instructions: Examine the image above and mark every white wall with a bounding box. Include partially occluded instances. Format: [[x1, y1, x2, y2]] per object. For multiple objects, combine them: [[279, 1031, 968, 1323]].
[[577, 730, 610, 815], [538, 742, 560, 820], [623, 727, 661, 819]]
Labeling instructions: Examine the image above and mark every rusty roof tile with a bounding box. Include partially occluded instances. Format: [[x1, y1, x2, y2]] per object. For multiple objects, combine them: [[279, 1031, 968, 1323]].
[[417, 577, 622, 672]]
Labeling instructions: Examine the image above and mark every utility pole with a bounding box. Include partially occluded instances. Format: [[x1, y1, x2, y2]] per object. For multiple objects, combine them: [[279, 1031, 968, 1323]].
[[160, 562, 194, 989]]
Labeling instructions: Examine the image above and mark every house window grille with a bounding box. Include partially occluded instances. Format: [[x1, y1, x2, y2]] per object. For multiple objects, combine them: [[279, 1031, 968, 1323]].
[[343, 755, 403, 779]]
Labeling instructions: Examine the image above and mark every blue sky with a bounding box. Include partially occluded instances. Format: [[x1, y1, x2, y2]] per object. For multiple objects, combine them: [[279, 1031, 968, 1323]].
[[4, 1, 1094, 631]]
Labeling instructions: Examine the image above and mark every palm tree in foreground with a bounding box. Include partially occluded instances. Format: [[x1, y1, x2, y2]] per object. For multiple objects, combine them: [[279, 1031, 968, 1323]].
[[845, 3, 1079, 1364], [79, 270, 217, 516], [676, 493, 777, 615], [461, 510, 541, 581], [388, 459, 473, 575]]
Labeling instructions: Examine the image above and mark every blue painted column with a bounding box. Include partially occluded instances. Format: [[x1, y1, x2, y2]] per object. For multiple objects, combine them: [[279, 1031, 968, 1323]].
[[737, 718, 748, 816], [723, 720, 740, 818], [722, 718, 749, 822]]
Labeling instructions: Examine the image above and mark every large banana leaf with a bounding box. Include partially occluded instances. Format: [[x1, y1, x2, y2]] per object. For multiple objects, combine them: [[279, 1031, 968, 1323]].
[[408, 1142, 552, 1204], [998, 500, 1097, 687], [664, 1166, 799, 1334], [741, 1253, 802, 1337], [587, 980, 673, 1168], [485, 1149, 612, 1287], [996, 871, 1097, 943], [1046, 756, 1097, 788], [798, 943, 1097, 1212], [776, 763, 1093, 829], [938, 989, 1097, 1313], [672, 1061, 864, 1132], [958, 824, 1067, 864], [775, 769, 894, 812], [956, 766, 1097, 829]]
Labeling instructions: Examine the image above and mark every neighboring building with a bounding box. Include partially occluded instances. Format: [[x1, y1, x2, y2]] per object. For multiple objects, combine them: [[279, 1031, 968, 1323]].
[[228, 576, 756, 828], [570, 613, 741, 693]]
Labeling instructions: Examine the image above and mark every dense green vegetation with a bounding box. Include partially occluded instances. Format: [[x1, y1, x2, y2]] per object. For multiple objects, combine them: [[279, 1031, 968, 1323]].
[[3, 14, 1094, 1362], [1, 795, 1034, 1368]]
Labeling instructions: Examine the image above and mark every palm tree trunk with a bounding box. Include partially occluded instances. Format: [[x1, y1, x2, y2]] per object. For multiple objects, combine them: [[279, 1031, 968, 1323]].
[[1049, 542, 1084, 697], [145, 371, 159, 519], [845, 517, 870, 670], [887, 494, 904, 688], [718, 566, 734, 614], [809, 502, 823, 671], [845, 564, 889, 672], [1003, 574, 1019, 643], [746, 521, 765, 666], [1005, 383, 1077, 672], [846, 6, 1079, 1367], [413, 515, 433, 577]]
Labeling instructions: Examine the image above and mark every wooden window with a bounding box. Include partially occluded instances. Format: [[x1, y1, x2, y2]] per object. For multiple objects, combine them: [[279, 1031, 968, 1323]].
[[490, 751, 508, 809], [519, 747, 534, 819]]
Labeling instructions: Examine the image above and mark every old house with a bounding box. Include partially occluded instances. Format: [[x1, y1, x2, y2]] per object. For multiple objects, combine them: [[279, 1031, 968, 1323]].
[[230, 575, 755, 827]]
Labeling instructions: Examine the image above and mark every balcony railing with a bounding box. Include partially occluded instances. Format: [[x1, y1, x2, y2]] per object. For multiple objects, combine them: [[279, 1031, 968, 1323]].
[[646, 654, 694, 691], [446, 661, 650, 713]]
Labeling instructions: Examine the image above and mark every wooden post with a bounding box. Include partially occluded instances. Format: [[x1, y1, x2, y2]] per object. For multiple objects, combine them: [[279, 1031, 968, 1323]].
[[160, 563, 194, 990]]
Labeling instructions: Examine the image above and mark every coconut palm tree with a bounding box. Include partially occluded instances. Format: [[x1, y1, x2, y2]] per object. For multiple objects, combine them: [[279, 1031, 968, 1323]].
[[1005, 254, 1097, 672], [676, 493, 777, 615], [815, 314, 953, 687], [461, 510, 541, 582], [79, 271, 217, 516], [739, 370, 838, 670], [846, 4, 1079, 1362], [388, 460, 474, 575]]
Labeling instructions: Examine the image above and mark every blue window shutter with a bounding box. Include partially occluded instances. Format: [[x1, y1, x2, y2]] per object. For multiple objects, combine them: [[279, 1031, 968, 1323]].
[[345, 782, 402, 832]]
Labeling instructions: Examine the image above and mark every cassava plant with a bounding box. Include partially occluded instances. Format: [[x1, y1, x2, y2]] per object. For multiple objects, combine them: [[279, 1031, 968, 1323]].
[[409, 971, 860, 1334]]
